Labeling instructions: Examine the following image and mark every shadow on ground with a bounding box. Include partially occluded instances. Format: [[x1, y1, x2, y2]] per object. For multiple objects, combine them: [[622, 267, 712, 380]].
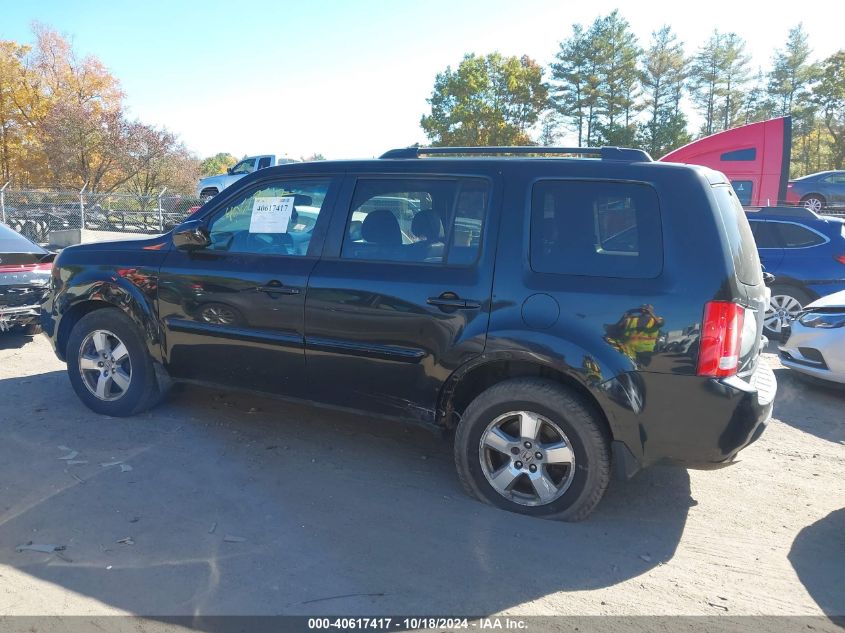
[[0, 369, 692, 624], [772, 367, 845, 444], [789, 508, 845, 616], [0, 332, 34, 350]]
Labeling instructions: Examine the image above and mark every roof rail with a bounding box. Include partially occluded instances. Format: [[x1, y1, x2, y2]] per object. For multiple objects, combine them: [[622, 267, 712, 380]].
[[379, 146, 653, 162], [745, 205, 820, 219]]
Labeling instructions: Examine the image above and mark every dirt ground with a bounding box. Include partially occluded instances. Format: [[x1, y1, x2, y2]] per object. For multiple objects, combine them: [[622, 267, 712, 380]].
[[0, 333, 842, 620]]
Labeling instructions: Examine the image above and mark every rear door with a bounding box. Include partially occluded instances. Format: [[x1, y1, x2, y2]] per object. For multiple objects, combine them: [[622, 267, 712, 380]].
[[158, 175, 339, 397], [303, 172, 499, 422]]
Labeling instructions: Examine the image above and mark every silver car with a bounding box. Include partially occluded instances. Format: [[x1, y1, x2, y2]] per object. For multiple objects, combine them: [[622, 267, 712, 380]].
[[779, 289, 845, 384]]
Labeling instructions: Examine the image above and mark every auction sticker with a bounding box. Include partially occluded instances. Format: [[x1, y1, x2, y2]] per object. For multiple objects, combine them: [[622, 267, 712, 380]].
[[249, 196, 295, 233]]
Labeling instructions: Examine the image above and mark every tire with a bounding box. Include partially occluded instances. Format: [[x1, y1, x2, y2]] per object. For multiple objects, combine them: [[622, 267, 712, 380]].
[[66, 308, 163, 416], [801, 194, 826, 213], [454, 377, 610, 521], [765, 284, 813, 339]]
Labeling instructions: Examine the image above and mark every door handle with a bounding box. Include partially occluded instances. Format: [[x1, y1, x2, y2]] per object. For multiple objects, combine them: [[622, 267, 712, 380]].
[[256, 281, 300, 295], [427, 293, 481, 310]]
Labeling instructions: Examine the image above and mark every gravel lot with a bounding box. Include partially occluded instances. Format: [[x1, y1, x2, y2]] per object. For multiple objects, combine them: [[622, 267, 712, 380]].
[[0, 333, 842, 620]]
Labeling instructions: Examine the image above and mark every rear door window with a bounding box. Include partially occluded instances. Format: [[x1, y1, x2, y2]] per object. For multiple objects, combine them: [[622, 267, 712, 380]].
[[748, 220, 779, 248], [529, 180, 663, 278], [712, 185, 762, 286], [341, 177, 489, 265]]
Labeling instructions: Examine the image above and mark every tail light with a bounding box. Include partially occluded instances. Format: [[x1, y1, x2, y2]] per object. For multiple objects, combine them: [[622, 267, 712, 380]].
[[697, 301, 745, 378], [835, 255, 845, 265]]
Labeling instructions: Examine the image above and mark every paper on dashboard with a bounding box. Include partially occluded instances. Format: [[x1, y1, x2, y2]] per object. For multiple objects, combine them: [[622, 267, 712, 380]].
[[249, 196, 295, 233]]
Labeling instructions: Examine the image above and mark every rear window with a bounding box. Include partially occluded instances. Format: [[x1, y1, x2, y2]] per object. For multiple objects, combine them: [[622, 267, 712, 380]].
[[712, 185, 762, 285], [530, 180, 663, 278], [0, 223, 44, 254]]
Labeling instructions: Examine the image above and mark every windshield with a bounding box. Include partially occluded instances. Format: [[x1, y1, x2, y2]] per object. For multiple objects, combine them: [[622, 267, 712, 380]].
[[230, 159, 255, 175]]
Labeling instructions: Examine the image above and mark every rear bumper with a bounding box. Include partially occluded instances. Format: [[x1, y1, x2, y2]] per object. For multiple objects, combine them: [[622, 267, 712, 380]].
[[623, 358, 777, 468], [0, 304, 41, 331]]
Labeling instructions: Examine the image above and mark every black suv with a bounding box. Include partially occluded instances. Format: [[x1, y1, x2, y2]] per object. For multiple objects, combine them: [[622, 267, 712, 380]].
[[42, 146, 776, 520]]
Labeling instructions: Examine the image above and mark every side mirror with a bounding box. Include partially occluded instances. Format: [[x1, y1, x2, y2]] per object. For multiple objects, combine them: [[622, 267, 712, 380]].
[[173, 221, 210, 251], [226, 167, 234, 175]]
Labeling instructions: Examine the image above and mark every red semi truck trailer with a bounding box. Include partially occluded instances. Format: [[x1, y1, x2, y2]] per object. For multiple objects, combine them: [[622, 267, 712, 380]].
[[659, 116, 792, 207]]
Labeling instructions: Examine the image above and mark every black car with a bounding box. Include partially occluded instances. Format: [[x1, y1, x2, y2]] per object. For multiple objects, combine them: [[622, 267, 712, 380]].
[[786, 170, 845, 212], [0, 222, 53, 333], [42, 146, 776, 521]]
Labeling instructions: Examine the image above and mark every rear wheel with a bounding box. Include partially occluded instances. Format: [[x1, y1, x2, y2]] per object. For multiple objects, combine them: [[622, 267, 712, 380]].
[[801, 194, 826, 213], [66, 308, 163, 416], [764, 284, 812, 338], [454, 378, 610, 521]]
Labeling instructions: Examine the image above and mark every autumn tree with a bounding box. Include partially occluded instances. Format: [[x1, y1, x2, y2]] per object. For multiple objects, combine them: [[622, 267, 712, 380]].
[[420, 52, 548, 146], [200, 152, 237, 176], [0, 24, 199, 193], [814, 50, 845, 169], [638, 26, 690, 157]]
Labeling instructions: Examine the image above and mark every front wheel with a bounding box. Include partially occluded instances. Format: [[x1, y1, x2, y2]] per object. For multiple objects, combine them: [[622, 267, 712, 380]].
[[66, 308, 163, 416], [764, 284, 812, 338], [454, 378, 610, 521]]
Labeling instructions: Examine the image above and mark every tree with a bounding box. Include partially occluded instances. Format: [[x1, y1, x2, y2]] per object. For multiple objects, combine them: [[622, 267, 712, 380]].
[[420, 52, 549, 146], [690, 31, 723, 136], [200, 152, 237, 176], [0, 25, 197, 191], [550, 24, 592, 146], [690, 31, 751, 135], [0, 41, 31, 183], [768, 24, 816, 117], [125, 124, 200, 198], [590, 10, 641, 146], [717, 33, 751, 130], [743, 68, 772, 124], [813, 50, 845, 169], [638, 25, 690, 157]]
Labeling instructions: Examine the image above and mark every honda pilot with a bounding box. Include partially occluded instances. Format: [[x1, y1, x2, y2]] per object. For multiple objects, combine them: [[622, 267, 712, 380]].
[[42, 146, 776, 520]]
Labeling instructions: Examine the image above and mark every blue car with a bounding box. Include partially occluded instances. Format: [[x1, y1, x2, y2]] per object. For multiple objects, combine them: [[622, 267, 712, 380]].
[[746, 206, 845, 336]]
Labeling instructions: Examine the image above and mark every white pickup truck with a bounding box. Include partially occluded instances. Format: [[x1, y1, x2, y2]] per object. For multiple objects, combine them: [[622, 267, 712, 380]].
[[196, 155, 297, 198]]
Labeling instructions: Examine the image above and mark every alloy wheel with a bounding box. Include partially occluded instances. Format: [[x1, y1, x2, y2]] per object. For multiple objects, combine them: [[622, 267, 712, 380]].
[[478, 410, 576, 507], [803, 197, 824, 213], [78, 329, 132, 401], [764, 294, 803, 334]]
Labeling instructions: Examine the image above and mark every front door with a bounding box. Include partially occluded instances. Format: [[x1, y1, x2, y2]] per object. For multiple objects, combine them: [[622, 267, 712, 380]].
[[158, 175, 338, 396], [304, 174, 499, 423]]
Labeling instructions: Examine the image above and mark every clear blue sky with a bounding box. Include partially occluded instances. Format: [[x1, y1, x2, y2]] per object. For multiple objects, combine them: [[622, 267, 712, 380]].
[[2, 0, 842, 160]]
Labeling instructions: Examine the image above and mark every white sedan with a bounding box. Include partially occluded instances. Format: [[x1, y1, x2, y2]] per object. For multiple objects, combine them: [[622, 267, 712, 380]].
[[779, 289, 845, 384]]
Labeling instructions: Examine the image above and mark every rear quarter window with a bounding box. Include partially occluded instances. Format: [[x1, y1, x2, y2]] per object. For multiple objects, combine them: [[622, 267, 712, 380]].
[[529, 180, 663, 279], [712, 185, 762, 286], [774, 222, 826, 248]]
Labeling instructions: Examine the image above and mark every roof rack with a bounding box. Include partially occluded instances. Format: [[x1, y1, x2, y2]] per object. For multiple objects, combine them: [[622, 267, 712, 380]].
[[745, 205, 820, 219], [379, 146, 653, 162]]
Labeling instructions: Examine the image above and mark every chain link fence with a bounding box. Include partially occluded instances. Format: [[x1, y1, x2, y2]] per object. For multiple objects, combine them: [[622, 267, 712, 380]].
[[0, 185, 208, 244]]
